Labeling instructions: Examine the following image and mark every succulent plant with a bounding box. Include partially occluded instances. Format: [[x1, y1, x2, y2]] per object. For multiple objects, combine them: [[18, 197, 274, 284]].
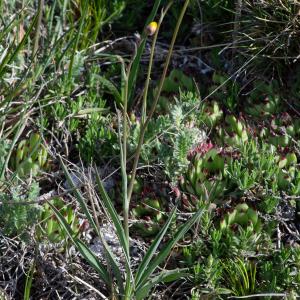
[[180, 147, 228, 209], [257, 113, 300, 148], [220, 203, 261, 232], [278, 153, 297, 169], [246, 82, 281, 118], [268, 132, 291, 147], [132, 198, 162, 221], [132, 221, 161, 237], [277, 168, 293, 190], [294, 119, 300, 135], [11, 132, 48, 177], [275, 152, 298, 190], [217, 115, 248, 147], [160, 69, 197, 94], [127, 174, 142, 194], [291, 171, 300, 196], [131, 198, 165, 237], [201, 101, 223, 128], [259, 127, 270, 139], [209, 72, 240, 111], [38, 197, 81, 244], [154, 69, 198, 113]]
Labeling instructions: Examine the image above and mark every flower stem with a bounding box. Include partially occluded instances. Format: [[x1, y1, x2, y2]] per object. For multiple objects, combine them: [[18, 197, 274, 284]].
[[127, 0, 190, 202]]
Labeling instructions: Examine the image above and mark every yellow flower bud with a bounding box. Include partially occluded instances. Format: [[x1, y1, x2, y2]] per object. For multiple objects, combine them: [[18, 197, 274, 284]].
[[145, 21, 158, 36]]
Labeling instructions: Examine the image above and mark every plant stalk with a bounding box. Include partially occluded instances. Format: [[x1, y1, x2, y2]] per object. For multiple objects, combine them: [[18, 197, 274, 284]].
[[124, 1, 172, 246], [141, 4, 170, 123], [32, 0, 44, 63], [127, 0, 190, 202], [122, 64, 130, 244]]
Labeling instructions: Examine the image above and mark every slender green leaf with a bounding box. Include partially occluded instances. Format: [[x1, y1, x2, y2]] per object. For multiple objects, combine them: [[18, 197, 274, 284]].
[[54, 30, 77, 68], [96, 229, 125, 295], [48, 202, 111, 285], [60, 158, 99, 233], [115, 106, 133, 297], [0, 111, 29, 179], [0, 12, 22, 43], [136, 208, 204, 289], [136, 268, 189, 300], [68, 1, 86, 80], [66, 107, 108, 118], [95, 169, 131, 267], [1, 65, 33, 110], [97, 75, 122, 106], [0, 13, 38, 79], [135, 206, 177, 285], [61, 159, 125, 294], [24, 260, 35, 300]]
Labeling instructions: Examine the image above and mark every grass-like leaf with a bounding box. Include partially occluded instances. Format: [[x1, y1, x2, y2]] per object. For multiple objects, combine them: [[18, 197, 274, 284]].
[[0, 11, 23, 44], [60, 159, 125, 294], [136, 268, 189, 300], [97, 75, 122, 106], [24, 260, 35, 300], [95, 168, 131, 273], [60, 158, 99, 233], [0, 13, 38, 79], [67, 1, 87, 80], [0, 111, 29, 179], [48, 202, 111, 285], [135, 205, 177, 285], [136, 207, 204, 289]]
